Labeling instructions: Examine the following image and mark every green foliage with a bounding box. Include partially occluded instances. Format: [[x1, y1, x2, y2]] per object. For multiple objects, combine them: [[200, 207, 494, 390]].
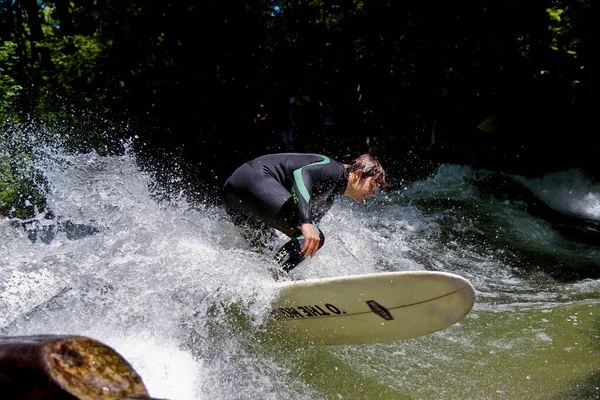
[[0, 154, 46, 220], [546, 4, 581, 57], [0, 42, 23, 119], [0, 156, 17, 217], [1, 0, 590, 122], [41, 34, 103, 90]]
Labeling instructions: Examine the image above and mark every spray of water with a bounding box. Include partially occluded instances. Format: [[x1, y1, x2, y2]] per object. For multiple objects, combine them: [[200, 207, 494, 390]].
[[2, 130, 599, 399]]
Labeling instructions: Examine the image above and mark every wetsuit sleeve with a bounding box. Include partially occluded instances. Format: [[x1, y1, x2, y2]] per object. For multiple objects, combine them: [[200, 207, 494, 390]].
[[291, 156, 340, 224]]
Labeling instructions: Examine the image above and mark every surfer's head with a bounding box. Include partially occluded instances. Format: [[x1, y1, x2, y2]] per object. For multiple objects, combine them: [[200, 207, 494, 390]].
[[345, 154, 388, 192], [343, 154, 388, 203]]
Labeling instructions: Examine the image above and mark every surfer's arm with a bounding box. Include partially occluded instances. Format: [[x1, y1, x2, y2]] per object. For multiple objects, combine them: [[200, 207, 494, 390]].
[[291, 159, 321, 223], [291, 170, 321, 257], [291, 157, 334, 257]]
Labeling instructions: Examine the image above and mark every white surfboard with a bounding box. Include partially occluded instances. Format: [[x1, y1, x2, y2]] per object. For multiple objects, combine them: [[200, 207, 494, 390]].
[[270, 271, 476, 346]]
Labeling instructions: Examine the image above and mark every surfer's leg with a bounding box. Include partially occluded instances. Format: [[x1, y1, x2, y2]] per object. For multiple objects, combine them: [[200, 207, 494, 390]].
[[224, 164, 290, 231], [223, 165, 284, 252], [272, 200, 325, 272], [273, 232, 326, 272], [273, 239, 304, 272], [225, 207, 276, 252]]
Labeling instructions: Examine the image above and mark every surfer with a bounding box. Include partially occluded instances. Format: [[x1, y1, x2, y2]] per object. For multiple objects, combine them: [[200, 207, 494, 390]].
[[223, 153, 388, 276]]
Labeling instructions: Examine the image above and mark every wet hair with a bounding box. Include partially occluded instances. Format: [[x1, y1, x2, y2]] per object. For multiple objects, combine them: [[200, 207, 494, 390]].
[[345, 154, 389, 191]]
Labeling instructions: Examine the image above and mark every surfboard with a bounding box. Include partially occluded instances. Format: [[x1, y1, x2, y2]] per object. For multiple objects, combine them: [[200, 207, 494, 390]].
[[269, 271, 476, 346]]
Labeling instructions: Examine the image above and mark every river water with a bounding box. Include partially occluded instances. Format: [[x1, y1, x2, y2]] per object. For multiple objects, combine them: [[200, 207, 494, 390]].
[[1, 133, 599, 399]]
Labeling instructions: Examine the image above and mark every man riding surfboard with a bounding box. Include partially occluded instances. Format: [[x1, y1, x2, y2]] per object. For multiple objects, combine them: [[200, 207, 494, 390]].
[[223, 153, 388, 275]]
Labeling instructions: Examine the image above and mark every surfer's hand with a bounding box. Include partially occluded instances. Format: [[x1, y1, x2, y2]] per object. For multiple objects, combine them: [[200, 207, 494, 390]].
[[301, 223, 320, 258]]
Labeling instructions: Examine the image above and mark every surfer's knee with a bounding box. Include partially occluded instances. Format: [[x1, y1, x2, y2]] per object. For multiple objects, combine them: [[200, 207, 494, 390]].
[[273, 230, 326, 273], [274, 239, 304, 272], [318, 230, 325, 249]]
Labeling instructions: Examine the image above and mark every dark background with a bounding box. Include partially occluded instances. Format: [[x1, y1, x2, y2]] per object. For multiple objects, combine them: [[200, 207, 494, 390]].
[[1, 0, 596, 202]]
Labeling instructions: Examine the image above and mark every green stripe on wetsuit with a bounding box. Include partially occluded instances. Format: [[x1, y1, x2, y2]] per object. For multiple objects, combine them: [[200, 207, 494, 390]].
[[293, 156, 331, 203], [292, 156, 329, 239]]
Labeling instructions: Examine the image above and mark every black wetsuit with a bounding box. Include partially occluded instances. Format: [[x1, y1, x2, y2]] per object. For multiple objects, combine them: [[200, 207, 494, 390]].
[[223, 153, 349, 272]]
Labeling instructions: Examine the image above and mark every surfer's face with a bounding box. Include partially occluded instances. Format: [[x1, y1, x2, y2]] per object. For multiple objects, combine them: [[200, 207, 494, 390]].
[[347, 175, 378, 203]]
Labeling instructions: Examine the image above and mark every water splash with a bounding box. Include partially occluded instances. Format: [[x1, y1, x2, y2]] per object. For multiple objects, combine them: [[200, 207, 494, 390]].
[[2, 133, 599, 399]]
